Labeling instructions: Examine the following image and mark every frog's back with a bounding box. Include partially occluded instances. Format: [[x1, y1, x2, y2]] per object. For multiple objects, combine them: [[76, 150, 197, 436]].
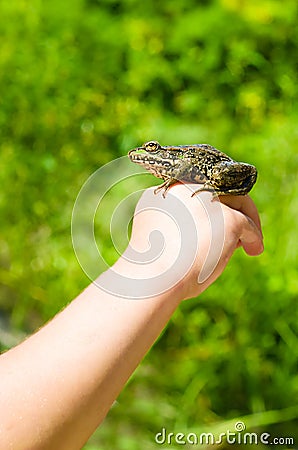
[[183, 144, 231, 175]]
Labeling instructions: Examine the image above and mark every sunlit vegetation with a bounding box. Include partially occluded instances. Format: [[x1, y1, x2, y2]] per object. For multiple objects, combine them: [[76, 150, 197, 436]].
[[0, 1, 297, 448]]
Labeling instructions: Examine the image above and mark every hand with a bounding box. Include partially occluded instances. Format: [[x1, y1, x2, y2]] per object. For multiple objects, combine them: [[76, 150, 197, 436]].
[[115, 184, 263, 301]]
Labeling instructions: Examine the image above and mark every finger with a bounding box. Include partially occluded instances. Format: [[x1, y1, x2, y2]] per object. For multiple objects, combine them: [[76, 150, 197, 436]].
[[219, 195, 263, 239], [236, 211, 264, 256]]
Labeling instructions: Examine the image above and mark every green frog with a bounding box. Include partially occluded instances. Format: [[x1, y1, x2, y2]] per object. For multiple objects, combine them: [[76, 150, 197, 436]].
[[128, 140, 257, 197]]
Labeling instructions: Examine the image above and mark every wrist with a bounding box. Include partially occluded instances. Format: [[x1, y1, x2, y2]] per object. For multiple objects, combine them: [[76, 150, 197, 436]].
[[96, 255, 185, 306]]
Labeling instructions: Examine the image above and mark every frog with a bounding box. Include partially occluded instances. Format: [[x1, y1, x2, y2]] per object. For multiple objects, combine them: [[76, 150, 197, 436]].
[[128, 140, 257, 198]]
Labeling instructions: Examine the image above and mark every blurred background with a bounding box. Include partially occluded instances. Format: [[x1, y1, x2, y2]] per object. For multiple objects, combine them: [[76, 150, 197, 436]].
[[0, 0, 298, 448]]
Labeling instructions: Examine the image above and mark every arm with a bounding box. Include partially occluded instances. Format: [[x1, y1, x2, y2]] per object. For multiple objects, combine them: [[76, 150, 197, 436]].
[[0, 185, 263, 450]]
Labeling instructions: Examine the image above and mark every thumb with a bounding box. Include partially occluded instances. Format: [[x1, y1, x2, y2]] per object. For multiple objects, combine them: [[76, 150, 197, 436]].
[[238, 213, 264, 256]]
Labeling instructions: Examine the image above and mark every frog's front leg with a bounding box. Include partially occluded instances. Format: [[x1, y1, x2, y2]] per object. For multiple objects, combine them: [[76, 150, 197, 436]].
[[154, 178, 177, 198], [153, 159, 193, 198]]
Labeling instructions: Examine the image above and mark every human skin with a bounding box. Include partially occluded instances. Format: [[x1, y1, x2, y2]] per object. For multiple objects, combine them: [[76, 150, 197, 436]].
[[0, 185, 263, 450]]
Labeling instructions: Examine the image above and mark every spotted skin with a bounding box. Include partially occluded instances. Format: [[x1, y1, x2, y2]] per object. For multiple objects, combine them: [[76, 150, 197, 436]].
[[128, 141, 257, 198]]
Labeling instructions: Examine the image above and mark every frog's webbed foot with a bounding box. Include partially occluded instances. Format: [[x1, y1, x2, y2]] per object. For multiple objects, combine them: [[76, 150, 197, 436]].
[[154, 178, 177, 198]]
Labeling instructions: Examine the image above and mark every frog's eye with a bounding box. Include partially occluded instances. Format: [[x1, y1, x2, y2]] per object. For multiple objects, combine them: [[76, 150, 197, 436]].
[[143, 141, 161, 152]]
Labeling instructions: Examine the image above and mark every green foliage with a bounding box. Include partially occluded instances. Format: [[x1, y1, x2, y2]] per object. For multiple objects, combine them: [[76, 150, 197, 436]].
[[0, 0, 298, 448]]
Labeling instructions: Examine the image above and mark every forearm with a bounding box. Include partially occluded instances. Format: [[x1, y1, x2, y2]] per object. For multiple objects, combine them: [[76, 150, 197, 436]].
[[0, 187, 263, 450], [0, 267, 181, 450]]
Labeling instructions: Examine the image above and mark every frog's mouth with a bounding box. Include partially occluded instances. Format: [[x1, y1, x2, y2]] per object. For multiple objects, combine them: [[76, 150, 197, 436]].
[[129, 149, 156, 164], [128, 150, 175, 179], [128, 148, 147, 159], [128, 150, 173, 167]]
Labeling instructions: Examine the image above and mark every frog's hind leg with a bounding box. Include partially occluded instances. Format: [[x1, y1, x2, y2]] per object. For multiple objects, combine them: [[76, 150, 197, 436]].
[[191, 182, 217, 197], [215, 186, 250, 196]]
